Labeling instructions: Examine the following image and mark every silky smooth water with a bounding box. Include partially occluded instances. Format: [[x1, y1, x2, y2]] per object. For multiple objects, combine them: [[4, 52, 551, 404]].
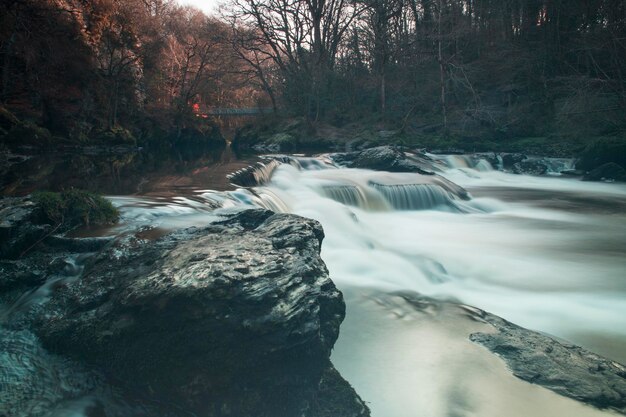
[[241, 158, 626, 417], [99, 154, 626, 416]]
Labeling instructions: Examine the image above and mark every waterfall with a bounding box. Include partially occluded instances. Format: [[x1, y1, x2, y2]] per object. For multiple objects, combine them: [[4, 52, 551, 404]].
[[320, 184, 369, 208], [369, 182, 458, 211], [91, 152, 626, 417], [444, 154, 494, 171], [227, 155, 336, 187]]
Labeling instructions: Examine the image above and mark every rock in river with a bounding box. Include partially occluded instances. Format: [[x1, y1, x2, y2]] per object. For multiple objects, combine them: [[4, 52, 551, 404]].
[[33, 208, 369, 417], [469, 308, 626, 414], [332, 145, 440, 174]]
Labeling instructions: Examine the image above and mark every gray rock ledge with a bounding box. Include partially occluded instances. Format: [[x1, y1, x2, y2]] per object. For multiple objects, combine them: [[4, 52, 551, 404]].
[[469, 307, 626, 415], [32, 208, 369, 417]]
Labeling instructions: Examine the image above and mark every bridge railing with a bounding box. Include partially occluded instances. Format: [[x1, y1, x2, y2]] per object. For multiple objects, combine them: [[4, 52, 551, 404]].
[[204, 107, 274, 116]]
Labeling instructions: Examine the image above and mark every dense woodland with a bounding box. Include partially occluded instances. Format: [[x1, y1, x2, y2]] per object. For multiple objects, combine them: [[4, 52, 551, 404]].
[[1, 0, 625, 147]]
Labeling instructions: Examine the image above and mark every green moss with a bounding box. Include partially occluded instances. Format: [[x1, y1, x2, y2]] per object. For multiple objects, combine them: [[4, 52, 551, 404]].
[[33, 189, 119, 229]]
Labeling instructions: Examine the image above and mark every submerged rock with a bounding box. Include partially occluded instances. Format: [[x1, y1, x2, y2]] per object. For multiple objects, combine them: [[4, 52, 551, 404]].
[[469, 309, 626, 414], [33, 209, 368, 417]]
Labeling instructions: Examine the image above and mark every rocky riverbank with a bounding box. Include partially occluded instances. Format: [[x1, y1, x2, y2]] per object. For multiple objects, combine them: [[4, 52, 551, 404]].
[[2, 146, 626, 417], [0, 200, 369, 417], [469, 307, 626, 414]]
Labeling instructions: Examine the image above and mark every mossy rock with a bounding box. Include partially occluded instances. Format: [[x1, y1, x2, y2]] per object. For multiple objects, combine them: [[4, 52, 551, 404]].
[[95, 127, 137, 145], [33, 189, 119, 230], [268, 132, 297, 150], [3, 122, 53, 147]]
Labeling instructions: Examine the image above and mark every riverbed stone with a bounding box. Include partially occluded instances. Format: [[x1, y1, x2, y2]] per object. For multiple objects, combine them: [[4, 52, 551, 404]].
[[469, 309, 626, 414], [333, 146, 437, 174], [33, 208, 368, 417], [512, 159, 549, 175]]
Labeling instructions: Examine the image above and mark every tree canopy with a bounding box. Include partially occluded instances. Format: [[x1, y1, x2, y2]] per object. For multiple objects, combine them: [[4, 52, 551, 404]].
[[1, 0, 624, 143]]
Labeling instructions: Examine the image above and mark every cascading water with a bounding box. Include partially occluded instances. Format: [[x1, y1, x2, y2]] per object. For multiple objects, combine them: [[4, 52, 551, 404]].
[[57, 152, 625, 417], [228, 154, 626, 417], [369, 182, 457, 211]]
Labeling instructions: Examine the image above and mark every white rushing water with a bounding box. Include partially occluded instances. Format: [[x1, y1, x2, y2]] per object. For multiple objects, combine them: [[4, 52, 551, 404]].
[[241, 156, 626, 417], [250, 161, 626, 351], [110, 154, 626, 417]]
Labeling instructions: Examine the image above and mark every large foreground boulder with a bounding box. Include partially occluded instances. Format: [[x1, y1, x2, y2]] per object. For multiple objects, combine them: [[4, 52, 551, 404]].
[[33, 209, 368, 417]]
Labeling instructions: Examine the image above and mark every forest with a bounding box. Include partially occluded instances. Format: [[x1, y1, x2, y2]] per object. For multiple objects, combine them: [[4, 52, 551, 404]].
[[1, 0, 625, 148], [2, 2, 626, 417]]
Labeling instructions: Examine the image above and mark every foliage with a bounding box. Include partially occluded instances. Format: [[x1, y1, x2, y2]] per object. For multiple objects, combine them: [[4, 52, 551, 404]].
[[0, 0, 268, 145], [33, 189, 119, 229], [1, 0, 624, 146]]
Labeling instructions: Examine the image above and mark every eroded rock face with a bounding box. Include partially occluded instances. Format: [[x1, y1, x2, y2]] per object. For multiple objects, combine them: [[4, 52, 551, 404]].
[[0, 197, 49, 259], [0, 329, 102, 417], [33, 209, 362, 417], [583, 162, 626, 182], [511, 159, 549, 176], [469, 309, 626, 414], [332, 146, 438, 174]]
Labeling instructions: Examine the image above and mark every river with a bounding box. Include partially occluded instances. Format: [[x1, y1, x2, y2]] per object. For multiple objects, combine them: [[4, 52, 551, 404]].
[[8, 149, 625, 416], [238, 156, 626, 417]]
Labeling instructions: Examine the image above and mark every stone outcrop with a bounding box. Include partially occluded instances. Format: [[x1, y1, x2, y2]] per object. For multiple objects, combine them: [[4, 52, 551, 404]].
[[0, 197, 50, 259], [332, 146, 439, 174], [32, 209, 369, 417], [511, 159, 549, 175], [576, 140, 626, 174], [469, 308, 626, 414]]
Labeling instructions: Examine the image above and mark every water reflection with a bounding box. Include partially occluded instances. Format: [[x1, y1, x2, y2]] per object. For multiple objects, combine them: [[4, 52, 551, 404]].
[[1, 144, 257, 196]]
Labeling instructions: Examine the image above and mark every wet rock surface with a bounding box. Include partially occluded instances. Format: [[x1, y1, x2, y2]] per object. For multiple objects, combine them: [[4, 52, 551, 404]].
[[469, 308, 626, 414], [29, 208, 368, 417], [332, 146, 439, 174], [501, 153, 527, 169], [0, 329, 110, 417], [511, 159, 549, 176], [0, 197, 50, 259]]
